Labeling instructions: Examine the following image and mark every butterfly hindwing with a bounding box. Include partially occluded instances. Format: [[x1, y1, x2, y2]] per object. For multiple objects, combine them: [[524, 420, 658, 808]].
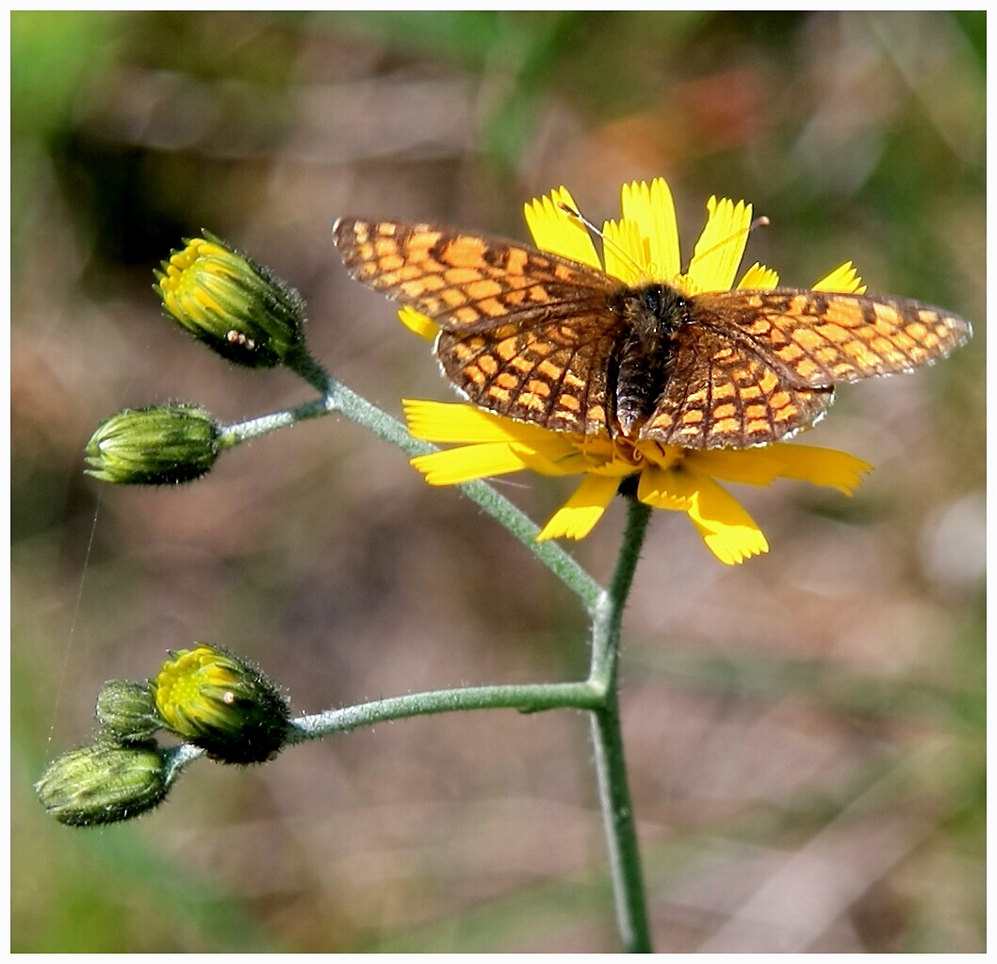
[[437, 311, 623, 436], [640, 325, 833, 449]]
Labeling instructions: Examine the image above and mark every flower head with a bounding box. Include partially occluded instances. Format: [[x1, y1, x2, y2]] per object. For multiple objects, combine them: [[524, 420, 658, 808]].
[[399, 179, 872, 564], [155, 234, 305, 368], [84, 403, 220, 485], [405, 399, 869, 565], [35, 742, 170, 826], [152, 644, 290, 764], [95, 679, 163, 744]]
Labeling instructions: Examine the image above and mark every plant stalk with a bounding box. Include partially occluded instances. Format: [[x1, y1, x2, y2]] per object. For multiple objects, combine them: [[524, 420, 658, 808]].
[[588, 497, 653, 952], [218, 351, 654, 951]]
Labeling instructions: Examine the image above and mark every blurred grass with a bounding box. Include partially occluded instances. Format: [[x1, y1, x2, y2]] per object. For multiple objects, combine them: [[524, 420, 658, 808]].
[[12, 10, 984, 952]]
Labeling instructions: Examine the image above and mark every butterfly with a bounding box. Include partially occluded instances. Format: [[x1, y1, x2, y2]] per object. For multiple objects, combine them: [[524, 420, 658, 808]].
[[332, 217, 972, 450]]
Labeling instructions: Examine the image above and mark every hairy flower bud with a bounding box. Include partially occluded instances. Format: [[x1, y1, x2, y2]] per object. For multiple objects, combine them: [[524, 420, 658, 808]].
[[95, 680, 162, 744], [155, 235, 305, 368], [152, 644, 290, 764], [35, 743, 170, 826], [84, 404, 220, 484]]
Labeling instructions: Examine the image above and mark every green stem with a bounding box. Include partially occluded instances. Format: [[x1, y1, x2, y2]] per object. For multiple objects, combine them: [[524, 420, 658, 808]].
[[589, 499, 651, 691], [286, 681, 602, 743], [215, 350, 653, 951], [223, 350, 602, 613], [588, 498, 653, 952]]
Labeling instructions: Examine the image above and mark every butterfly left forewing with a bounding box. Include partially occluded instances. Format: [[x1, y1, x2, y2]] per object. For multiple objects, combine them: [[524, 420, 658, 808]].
[[693, 289, 972, 389]]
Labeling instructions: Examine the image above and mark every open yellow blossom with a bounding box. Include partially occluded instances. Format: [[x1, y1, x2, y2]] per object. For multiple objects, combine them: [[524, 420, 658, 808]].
[[400, 178, 872, 565]]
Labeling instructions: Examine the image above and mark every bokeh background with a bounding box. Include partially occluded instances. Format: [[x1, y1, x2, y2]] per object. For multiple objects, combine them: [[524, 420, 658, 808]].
[[12, 11, 984, 952]]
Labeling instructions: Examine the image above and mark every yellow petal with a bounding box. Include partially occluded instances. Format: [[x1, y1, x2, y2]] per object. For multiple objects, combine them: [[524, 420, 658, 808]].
[[398, 307, 439, 342], [636, 464, 693, 511], [689, 444, 872, 494], [403, 399, 566, 447], [695, 513, 770, 566], [602, 218, 646, 285], [638, 463, 767, 564], [536, 473, 620, 541], [687, 446, 795, 487], [680, 469, 769, 565], [523, 187, 602, 269], [687, 196, 752, 293], [509, 441, 591, 476], [737, 262, 780, 290], [812, 261, 867, 295], [762, 443, 873, 494], [620, 177, 681, 281], [410, 442, 532, 486]]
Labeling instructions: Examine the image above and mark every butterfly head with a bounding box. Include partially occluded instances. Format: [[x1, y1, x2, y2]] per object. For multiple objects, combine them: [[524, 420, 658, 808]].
[[624, 283, 688, 346]]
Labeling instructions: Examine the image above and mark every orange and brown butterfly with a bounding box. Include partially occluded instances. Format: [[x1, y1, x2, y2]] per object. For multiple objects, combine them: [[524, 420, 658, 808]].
[[332, 182, 971, 451]]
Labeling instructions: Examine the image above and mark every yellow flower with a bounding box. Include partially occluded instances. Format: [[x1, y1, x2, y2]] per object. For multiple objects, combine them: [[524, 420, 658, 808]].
[[152, 644, 290, 764], [155, 234, 305, 368], [399, 179, 872, 565]]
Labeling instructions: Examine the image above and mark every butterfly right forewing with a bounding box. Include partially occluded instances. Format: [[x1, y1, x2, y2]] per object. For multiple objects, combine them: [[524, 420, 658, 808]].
[[334, 217, 627, 435], [332, 217, 617, 334]]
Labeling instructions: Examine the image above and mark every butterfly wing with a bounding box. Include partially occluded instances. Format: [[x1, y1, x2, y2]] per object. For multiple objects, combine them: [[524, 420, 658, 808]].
[[334, 218, 624, 434], [332, 218, 618, 334], [640, 325, 834, 449], [436, 312, 623, 435], [693, 289, 972, 388]]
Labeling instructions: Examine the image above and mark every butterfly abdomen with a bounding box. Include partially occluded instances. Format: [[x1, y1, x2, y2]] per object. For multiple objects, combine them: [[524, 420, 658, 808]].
[[611, 284, 688, 436]]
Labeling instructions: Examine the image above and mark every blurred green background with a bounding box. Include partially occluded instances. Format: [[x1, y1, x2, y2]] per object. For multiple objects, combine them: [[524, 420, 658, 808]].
[[12, 11, 984, 952]]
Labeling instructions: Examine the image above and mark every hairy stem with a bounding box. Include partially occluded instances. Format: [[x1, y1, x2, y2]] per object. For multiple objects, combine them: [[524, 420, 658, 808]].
[[287, 681, 602, 742], [222, 350, 601, 613], [215, 351, 653, 951], [588, 498, 653, 952]]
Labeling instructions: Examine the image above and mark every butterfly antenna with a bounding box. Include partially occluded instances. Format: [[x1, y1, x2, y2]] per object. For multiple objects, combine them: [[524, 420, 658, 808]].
[[560, 199, 770, 280], [685, 215, 770, 272], [557, 200, 647, 279]]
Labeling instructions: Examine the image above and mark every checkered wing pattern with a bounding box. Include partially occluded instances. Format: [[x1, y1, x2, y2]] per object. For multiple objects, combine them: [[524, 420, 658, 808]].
[[436, 313, 623, 435], [695, 289, 972, 388], [333, 218, 617, 334], [334, 218, 624, 434], [334, 216, 973, 449], [640, 325, 834, 449]]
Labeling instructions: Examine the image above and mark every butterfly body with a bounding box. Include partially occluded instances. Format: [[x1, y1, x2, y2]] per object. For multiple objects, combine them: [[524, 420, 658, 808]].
[[608, 283, 687, 436], [333, 217, 971, 450]]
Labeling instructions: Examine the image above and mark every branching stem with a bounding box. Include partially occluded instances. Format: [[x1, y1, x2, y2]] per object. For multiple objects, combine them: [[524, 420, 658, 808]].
[[187, 350, 652, 950]]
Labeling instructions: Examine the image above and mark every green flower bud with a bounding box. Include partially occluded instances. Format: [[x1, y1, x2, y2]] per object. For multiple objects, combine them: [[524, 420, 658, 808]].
[[155, 235, 305, 368], [152, 644, 290, 764], [95, 680, 162, 744], [35, 742, 170, 826], [84, 404, 220, 484]]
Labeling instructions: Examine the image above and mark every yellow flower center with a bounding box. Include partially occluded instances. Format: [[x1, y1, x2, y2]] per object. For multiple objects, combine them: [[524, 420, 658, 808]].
[[571, 435, 684, 476]]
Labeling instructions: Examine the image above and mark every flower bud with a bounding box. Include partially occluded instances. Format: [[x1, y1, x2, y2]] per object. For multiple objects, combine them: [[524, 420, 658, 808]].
[[155, 235, 305, 368], [95, 680, 162, 744], [152, 644, 290, 764], [35, 742, 170, 826], [84, 404, 220, 484]]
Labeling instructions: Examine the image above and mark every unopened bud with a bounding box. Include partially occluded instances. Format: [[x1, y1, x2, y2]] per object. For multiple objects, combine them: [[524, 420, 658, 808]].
[[155, 235, 305, 368], [95, 680, 162, 744], [35, 742, 170, 826], [152, 644, 290, 764], [84, 404, 219, 484]]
